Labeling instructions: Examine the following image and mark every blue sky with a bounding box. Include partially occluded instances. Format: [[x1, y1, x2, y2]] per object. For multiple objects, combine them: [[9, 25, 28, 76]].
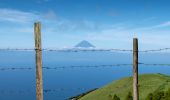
[[0, 0, 170, 49]]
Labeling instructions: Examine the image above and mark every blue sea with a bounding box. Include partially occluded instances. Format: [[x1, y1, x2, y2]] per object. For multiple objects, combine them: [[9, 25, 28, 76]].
[[0, 51, 170, 100]]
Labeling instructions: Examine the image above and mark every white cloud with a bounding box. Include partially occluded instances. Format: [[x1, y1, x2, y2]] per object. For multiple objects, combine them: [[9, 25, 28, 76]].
[[0, 8, 170, 49], [42, 10, 57, 20], [36, 0, 51, 3], [155, 21, 170, 27], [41, 19, 101, 35], [65, 25, 170, 49], [134, 21, 170, 31], [0, 8, 39, 23], [0, 8, 100, 34]]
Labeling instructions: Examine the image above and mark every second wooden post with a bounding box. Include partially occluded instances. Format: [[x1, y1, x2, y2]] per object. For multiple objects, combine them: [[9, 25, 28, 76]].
[[133, 38, 139, 100], [34, 22, 43, 100]]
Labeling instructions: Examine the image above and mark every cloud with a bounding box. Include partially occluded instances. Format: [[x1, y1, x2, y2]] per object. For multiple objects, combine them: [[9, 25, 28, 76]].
[[0, 8, 39, 23], [44, 0, 50, 1], [155, 21, 170, 28], [41, 10, 58, 20], [0, 8, 59, 24], [0, 8, 98, 31], [1, 8, 170, 49], [41, 19, 100, 35], [0, 8, 101, 36], [0, 8, 97, 34], [108, 10, 119, 17], [0, 8, 58, 24], [36, 0, 51, 3], [129, 21, 170, 31], [138, 21, 170, 30]]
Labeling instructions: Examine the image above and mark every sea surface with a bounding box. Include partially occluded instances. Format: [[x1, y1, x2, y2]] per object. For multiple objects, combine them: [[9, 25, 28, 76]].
[[0, 51, 170, 100]]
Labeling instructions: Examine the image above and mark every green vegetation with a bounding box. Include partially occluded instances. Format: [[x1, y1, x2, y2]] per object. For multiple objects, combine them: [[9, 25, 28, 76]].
[[145, 88, 170, 100], [78, 73, 170, 100], [125, 92, 133, 100], [109, 89, 170, 100], [107, 94, 120, 100], [113, 94, 120, 100]]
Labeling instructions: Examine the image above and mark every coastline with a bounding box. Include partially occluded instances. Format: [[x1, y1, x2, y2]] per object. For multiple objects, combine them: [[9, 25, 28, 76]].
[[68, 88, 97, 100]]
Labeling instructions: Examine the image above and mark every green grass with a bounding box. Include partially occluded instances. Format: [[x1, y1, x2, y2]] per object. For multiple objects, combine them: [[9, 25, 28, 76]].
[[78, 73, 170, 100]]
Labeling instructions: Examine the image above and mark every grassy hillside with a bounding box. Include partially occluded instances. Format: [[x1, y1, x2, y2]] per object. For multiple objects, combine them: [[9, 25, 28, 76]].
[[78, 73, 170, 100]]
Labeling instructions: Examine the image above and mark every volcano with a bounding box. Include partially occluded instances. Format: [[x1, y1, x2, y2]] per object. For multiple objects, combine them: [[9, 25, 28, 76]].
[[75, 40, 95, 48]]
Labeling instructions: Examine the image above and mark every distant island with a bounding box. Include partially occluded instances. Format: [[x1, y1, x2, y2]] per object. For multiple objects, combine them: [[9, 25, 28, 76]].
[[75, 40, 95, 48]]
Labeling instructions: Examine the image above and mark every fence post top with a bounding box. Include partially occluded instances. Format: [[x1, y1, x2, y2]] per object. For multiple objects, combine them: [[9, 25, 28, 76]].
[[34, 22, 41, 25], [133, 38, 138, 40]]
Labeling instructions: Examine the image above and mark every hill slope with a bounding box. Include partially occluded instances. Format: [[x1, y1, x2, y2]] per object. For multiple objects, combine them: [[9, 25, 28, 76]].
[[78, 74, 170, 100]]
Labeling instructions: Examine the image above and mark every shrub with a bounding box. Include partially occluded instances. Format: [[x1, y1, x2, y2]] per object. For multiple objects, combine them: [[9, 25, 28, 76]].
[[108, 94, 113, 100], [108, 94, 120, 100], [125, 92, 133, 100], [146, 93, 153, 100], [113, 94, 120, 100]]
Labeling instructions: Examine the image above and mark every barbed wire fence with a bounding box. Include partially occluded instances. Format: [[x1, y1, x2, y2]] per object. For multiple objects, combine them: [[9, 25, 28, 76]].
[[1, 47, 170, 71], [1, 47, 170, 98], [0, 47, 170, 100]]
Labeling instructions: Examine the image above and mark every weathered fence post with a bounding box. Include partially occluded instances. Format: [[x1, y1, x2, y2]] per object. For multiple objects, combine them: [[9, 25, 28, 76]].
[[133, 38, 139, 100], [34, 22, 43, 100]]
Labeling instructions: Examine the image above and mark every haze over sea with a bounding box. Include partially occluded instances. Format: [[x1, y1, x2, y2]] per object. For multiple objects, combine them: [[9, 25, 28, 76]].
[[0, 51, 170, 100]]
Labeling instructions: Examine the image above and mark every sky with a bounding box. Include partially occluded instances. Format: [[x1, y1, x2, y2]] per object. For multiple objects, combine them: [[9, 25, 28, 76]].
[[0, 0, 170, 49]]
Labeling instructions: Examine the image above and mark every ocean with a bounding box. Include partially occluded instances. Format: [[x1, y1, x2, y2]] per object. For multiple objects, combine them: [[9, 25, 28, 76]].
[[0, 51, 170, 100]]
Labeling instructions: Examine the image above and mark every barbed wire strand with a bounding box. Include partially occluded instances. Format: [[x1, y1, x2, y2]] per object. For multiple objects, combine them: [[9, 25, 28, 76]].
[[0, 82, 164, 94], [0, 48, 132, 52], [0, 88, 92, 94], [1, 47, 170, 52], [139, 63, 170, 66], [1, 63, 170, 71], [0, 64, 132, 71]]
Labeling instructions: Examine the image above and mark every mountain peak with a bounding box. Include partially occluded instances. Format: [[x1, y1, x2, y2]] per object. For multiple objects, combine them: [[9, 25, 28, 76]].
[[75, 40, 95, 48]]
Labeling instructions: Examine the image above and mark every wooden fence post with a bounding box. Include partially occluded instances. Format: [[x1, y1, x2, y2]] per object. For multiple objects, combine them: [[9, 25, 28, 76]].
[[133, 38, 139, 100], [34, 22, 43, 100]]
